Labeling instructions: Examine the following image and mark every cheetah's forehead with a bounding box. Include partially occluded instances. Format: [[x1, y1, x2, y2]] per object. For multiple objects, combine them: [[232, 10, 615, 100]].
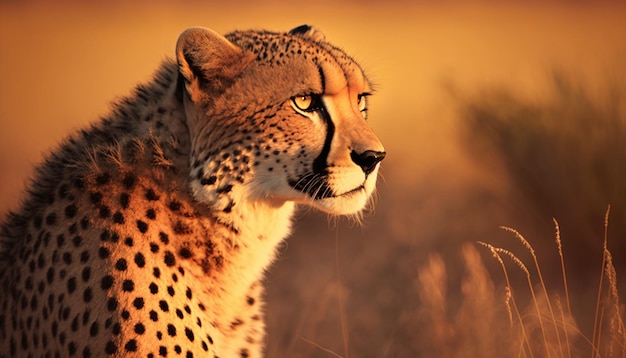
[[225, 29, 370, 96]]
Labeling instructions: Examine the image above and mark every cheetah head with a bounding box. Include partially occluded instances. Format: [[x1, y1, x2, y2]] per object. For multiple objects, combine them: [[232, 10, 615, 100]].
[[176, 25, 385, 216]]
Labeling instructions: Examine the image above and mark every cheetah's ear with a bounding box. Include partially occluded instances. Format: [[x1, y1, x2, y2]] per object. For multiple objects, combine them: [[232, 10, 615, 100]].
[[176, 27, 252, 102], [288, 24, 326, 42]]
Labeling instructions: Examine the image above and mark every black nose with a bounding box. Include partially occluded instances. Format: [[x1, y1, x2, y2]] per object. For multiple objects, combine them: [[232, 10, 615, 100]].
[[350, 150, 386, 175]]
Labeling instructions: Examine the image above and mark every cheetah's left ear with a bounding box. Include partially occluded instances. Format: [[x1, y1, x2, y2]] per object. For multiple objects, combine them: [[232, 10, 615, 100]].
[[176, 27, 253, 103], [289, 24, 326, 42]]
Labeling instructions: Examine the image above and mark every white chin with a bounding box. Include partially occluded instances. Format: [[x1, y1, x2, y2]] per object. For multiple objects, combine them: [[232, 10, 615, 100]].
[[311, 188, 369, 215]]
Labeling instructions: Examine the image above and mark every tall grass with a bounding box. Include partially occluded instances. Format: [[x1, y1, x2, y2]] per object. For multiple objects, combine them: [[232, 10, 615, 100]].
[[477, 208, 625, 357]]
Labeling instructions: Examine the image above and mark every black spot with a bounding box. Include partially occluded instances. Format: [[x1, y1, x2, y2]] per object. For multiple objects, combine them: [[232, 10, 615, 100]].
[[179, 247, 192, 259], [90, 322, 100, 337], [247, 296, 255, 306], [137, 220, 148, 233], [122, 173, 136, 189], [133, 297, 144, 310], [216, 184, 233, 194], [150, 243, 160, 253], [57, 234, 65, 247], [63, 252, 72, 265], [176, 308, 184, 318], [80, 250, 90, 263], [134, 252, 146, 268], [37, 253, 45, 268], [174, 345, 182, 354], [99, 205, 111, 218], [83, 346, 91, 358], [107, 297, 118, 311], [100, 230, 119, 243], [150, 310, 158, 322], [146, 208, 156, 220], [98, 246, 110, 259], [122, 280, 135, 292], [134, 323, 145, 334], [83, 288, 93, 303], [149, 283, 159, 294], [186, 351, 194, 358], [200, 176, 217, 185], [145, 189, 160, 201], [113, 211, 125, 224], [125, 339, 137, 352], [82, 267, 91, 281], [124, 237, 133, 246], [159, 232, 169, 244], [168, 200, 182, 212], [105, 341, 117, 354], [69, 341, 78, 355], [67, 277, 77, 294], [101, 275, 114, 290], [96, 172, 111, 186], [115, 259, 127, 271], [121, 310, 130, 320], [223, 200, 235, 213], [89, 192, 102, 204], [119, 193, 130, 209], [65, 204, 77, 219], [159, 300, 169, 312], [186, 287, 193, 299], [153, 267, 161, 278], [72, 235, 82, 247], [185, 327, 195, 342], [45, 213, 57, 226], [167, 324, 176, 336], [167, 286, 175, 297], [159, 346, 167, 356], [164, 251, 176, 267], [80, 217, 90, 230], [240, 348, 250, 358], [112, 323, 121, 335], [46, 267, 54, 284]]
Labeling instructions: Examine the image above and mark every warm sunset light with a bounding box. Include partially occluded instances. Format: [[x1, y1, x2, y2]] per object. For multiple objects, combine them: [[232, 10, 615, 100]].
[[1, 1, 625, 356]]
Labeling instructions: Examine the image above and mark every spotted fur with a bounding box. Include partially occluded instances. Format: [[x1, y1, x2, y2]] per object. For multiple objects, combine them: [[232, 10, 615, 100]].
[[0, 25, 385, 357]]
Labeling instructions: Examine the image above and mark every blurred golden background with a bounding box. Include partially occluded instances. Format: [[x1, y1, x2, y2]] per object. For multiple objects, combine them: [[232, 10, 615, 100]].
[[2, 1, 625, 356]]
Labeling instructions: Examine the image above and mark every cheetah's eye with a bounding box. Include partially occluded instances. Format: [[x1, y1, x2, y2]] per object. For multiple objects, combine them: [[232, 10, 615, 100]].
[[291, 94, 321, 114], [358, 93, 370, 118], [293, 95, 312, 110]]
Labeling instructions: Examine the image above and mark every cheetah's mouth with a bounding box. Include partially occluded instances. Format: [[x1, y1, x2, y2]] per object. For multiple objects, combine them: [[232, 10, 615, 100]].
[[288, 174, 365, 200]]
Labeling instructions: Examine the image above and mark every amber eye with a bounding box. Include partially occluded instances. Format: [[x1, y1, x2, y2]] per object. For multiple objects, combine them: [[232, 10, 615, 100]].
[[291, 94, 322, 114], [357, 93, 369, 112], [292, 95, 314, 111]]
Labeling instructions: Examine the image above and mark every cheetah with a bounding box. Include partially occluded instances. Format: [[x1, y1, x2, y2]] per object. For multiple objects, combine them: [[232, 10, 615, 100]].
[[0, 25, 385, 357]]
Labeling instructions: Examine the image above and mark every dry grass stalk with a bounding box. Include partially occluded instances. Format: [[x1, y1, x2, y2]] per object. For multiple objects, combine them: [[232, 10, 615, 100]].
[[501, 226, 563, 357], [593, 206, 611, 357], [604, 249, 626, 357], [478, 241, 533, 356]]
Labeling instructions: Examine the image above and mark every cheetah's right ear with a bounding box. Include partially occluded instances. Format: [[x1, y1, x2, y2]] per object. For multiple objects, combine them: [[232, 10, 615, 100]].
[[176, 27, 252, 102]]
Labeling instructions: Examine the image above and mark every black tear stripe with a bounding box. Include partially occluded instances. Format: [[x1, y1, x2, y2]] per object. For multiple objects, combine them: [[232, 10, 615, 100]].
[[312, 65, 331, 175], [312, 105, 334, 175]]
